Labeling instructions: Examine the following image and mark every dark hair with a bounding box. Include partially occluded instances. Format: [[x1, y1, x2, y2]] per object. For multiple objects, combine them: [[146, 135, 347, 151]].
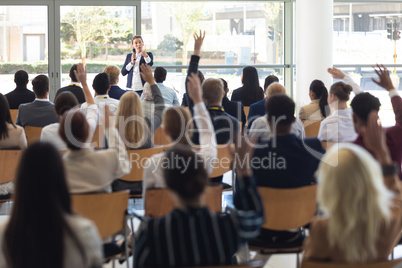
[[59, 110, 89, 150], [198, 71, 205, 83], [351, 92, 381, 123], [14, 70, 28, 87], [266, 94, 295, 126], [54, 92, 79, 116], [32, 75, 49, 98], [69, 64, 78, 82], [0, 94, 15, 139], [263, 75, 279, 92], [92, 73, 110, 95], [220, 78, 229, 94], [164, 146, 208, 203], [330, 82, 353, 101], [3, 142, 85, 268], [310, 80, 330, 118], [240, 66, 264, 106], [154, 67, 167, 83]]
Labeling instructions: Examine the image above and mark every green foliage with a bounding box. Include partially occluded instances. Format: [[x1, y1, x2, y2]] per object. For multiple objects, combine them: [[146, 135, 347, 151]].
[[157, 34, 183, 54]]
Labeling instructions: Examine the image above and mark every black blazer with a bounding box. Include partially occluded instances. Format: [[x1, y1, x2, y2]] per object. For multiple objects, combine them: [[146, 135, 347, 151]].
[[56, 84, 86, 104], [5, 87, 35, 109], [121, 52, 154, 88]]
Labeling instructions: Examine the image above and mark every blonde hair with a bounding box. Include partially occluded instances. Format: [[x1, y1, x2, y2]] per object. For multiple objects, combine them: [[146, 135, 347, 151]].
[[317, 144, 393, 263], [162, 107, 193, 145], [202, 78, 224, 105], [103, 65, 120, 85], [115, 92, 150, 149], [266, 82, 286, 97]]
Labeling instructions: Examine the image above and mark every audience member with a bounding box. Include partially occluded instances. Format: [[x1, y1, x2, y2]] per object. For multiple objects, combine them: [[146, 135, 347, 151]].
[[231, 66, 264, 106], [41, 64, 98, 151], [134, 136, 263, 267], [81, 72, 119, 126], [143, 66, 217, 195], [0, 142, 103, 268], [59, 66, 130, 194], [304, 111, 402, 263], [220, 78, 246, 131], [247, 95, 324, 251], [5, 70, 35, 109], [351, 65, 402, 179], [248, 83, 305, 142], [15, 75, 58, 127], [181, 70, 205, 107], [247, 74, 279, 127], [115, 64, 164, 150], [317, 81, 357, 142], [103, 65, 126, 100], [154, 66, 179, 106], [55, 64, 86, 104], [299, 79, 330, 120], [0, 94, 27, 149]]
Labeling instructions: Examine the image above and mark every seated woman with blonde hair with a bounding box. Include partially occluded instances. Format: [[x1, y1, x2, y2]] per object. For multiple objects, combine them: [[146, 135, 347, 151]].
[[304, 111, 402, 263]]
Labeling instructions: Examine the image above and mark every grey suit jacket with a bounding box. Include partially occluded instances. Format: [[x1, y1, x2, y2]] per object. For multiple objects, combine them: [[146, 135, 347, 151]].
[[16, 100, 59, 127]]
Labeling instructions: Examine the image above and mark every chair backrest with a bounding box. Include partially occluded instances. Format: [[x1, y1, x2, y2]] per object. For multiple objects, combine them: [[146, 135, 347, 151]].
[[145, 185, 222, 217], [243, 106, 250, 119], [9, 109, 18, 123], [301, 259, 402, 268], [152, 126, 171, 146], [71, 191, 129, 239], [91, 125, 104, 149], [0, 150, 22, 184], [303, 120, 321, 138], [210, 144, 234, 178], [120, 147, 165, 182], [24, 126, 43, 146], [258, 185, 317, 230]]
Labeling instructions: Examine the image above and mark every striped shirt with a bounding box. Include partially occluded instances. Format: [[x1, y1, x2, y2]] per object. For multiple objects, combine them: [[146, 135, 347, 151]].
[[134, 176, 263, 267]]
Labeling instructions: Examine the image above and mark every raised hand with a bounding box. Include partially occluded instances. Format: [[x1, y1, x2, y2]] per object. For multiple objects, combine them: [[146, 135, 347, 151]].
[[186, 73, 202, 104], [73, 62, 87, 86], [327, 67, 346, 79], [139, 64, 155, 85], [372, 64, 394, 91], [141, 49, 149, 58], [193, 30, 206, 56]]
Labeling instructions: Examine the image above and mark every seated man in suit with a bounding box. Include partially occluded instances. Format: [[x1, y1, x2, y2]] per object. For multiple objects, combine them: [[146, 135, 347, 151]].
[[103, 65, 126, 100], [245, 95, 325, 250], [16, 75, 58, 127], [154, 67, 179, 106], [55, 64, 85, 104], [220, 78, 246, 131], [247, 75, 279, 128], [5, 70, 35, 109]]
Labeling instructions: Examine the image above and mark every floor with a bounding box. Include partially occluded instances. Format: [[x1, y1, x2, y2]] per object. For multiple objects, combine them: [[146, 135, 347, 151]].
[[1, 171, 402, 268]]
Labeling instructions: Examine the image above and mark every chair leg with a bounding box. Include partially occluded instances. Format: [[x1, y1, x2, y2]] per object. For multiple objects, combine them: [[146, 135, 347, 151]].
[[296, 253, 300, 268], [112, 259, 115, 268], [392, 248, 395, 260], [124, 217, 130, 268]]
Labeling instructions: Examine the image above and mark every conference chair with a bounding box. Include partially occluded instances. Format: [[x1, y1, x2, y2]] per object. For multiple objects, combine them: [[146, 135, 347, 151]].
[[0, 150, 22, 203], [71, 191, 132, 268], [248, 185, 318, 268], [303, 120, 321, 138], [24, 126, 43, 146], [321, 141, 337, 150], [120, 147, 166, 198], [301, 259, 402, 268], [9, 109, 18, 123], [144, 185, 222, 218]]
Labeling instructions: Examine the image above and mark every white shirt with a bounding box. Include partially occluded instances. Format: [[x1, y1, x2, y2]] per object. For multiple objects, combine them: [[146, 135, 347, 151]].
[[142, 102, 217, 196], [248, 116, 305, 142], [125, 54, 151, 91], [63, 127, 130, 194], [40, 104, 98, 151], [0, 215, 103, 268], [318, 108, 357, 142], [81, 96, 119, 126]]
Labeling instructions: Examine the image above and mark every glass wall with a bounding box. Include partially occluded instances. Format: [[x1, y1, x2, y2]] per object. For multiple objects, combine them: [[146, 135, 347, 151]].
[[0, 6, 48, 95]]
